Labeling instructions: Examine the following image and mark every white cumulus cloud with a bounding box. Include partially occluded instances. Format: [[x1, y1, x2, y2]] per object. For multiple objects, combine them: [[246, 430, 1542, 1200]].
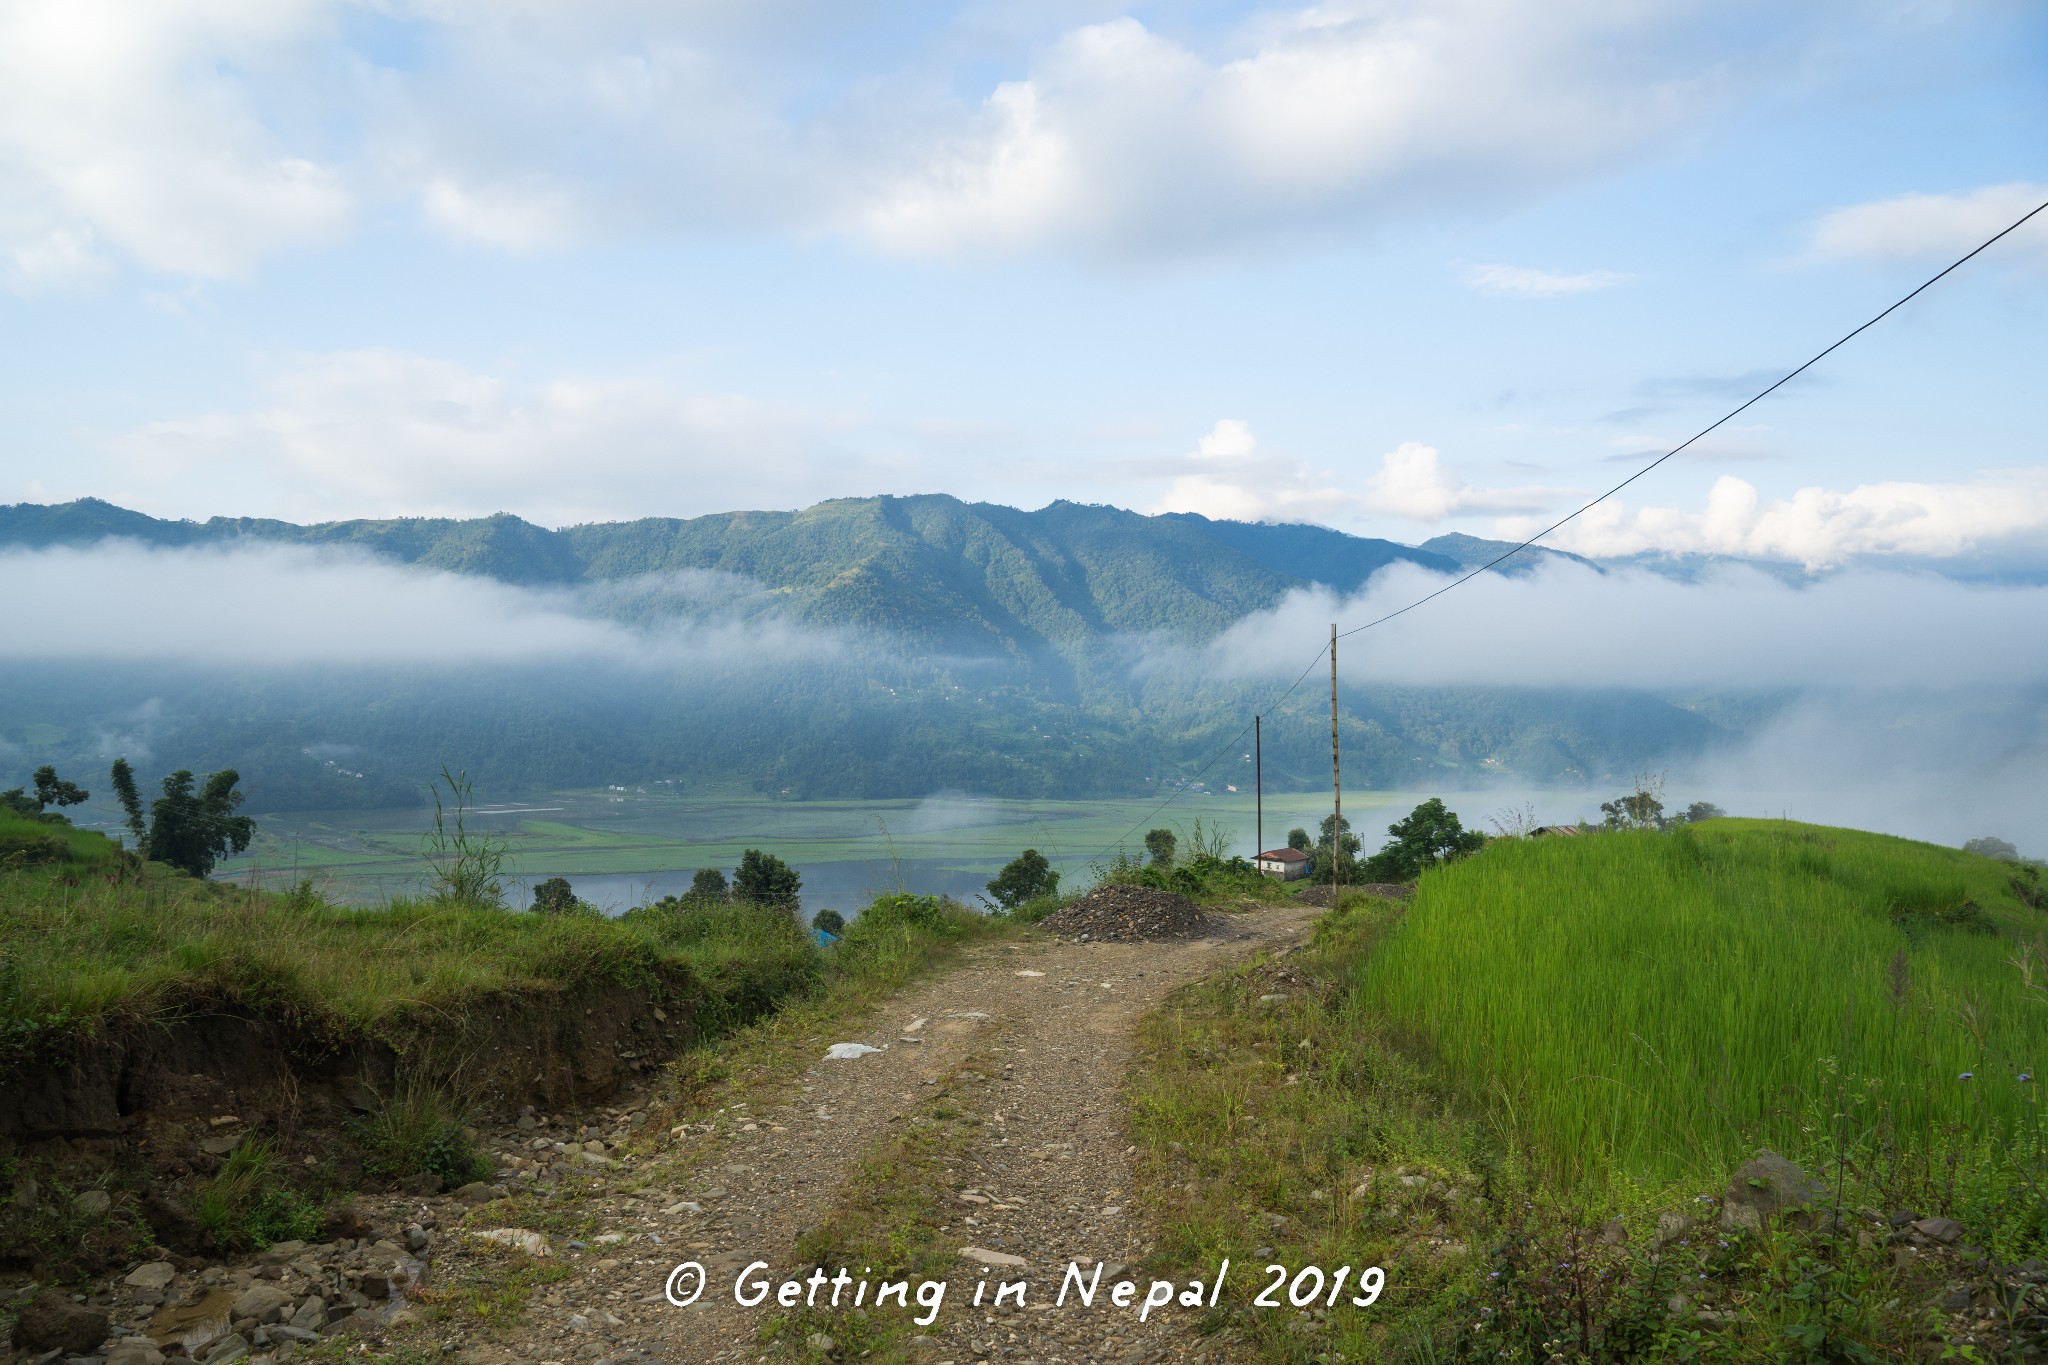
[[0, 0, 1858, 281], [1811, 182, 2048, 264], [0, 0, 355, 285], [102, 350, 854, 524], [1155, 423, 1566, 528], [1505, 470, 2048, 569]]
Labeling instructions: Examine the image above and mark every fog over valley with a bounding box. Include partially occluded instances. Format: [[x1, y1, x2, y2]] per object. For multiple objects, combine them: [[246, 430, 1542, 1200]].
[[3, 498, 2041, 860]]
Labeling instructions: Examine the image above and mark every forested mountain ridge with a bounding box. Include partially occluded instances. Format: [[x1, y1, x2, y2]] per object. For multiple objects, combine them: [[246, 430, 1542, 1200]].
[[1, 496, 1459, 657], [0, 496, 1760, 808]]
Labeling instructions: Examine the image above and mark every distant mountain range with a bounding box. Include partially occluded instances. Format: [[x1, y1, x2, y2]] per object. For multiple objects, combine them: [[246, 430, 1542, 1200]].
[[2, 496, 1472, 655], [0, 496, 1803, 807], [0, 495, 1805, 654]]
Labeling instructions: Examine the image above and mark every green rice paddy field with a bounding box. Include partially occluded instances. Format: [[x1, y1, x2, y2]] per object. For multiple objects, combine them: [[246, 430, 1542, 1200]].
[[1360, 818, 2046, 1192]]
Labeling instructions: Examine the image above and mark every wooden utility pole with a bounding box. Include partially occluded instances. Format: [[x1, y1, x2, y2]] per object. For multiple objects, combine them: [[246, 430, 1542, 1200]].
[[1330, 623, 1341, 893], [1254, 715, 1263, 859]]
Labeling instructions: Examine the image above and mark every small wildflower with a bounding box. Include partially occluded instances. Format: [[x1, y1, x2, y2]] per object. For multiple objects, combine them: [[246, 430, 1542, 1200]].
[[1959, 1072, 1975, 1081], [2021, 1072, 2035, 1083]]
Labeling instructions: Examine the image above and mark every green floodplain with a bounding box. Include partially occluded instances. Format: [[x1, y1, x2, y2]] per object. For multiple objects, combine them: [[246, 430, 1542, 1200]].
[[194, 785, 1623, 910]]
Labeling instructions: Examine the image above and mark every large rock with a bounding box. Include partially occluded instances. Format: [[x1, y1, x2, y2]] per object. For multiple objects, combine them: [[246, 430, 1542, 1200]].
[[10, 1291, 112, 1354], [230, 1284, 293, 1324], [1720, 1151, 1832, 1232], [124, 1262, 178, 1292]]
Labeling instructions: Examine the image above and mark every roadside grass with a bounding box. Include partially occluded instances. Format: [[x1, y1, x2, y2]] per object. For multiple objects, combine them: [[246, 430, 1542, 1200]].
[[0, 822, 821, 1069], [1130, 893, 1492, 1361], [1129, 821, 2048, 1361]]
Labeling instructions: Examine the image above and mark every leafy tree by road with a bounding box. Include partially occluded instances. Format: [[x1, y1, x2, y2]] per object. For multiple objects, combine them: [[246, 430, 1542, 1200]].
[[986, 848, 1060, 910]]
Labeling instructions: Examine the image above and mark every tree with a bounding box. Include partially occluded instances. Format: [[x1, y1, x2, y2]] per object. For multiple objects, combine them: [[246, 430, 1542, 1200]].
[[1601, 773, 1668, 831], [1361, 798, 1485, 883], [1964, 836, 2020, 862], [1144, 828, 1177, 867], [690, 867, 730, 900], [32, 766, 87, 814], [144, 769, 256, 879], [1679, 801, 1725, 824], [734, 849, 801, 911], [1314, 813, 1362, 883], [1285, 827, 1311, 853], [985, 848, 1059, 910], [532, 877, 577, 913], [110, 759, 146, 845], [811, 908, 846, 938]]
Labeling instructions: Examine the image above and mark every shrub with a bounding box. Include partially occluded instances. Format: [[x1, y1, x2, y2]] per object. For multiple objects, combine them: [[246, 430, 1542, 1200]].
[[352, 1080, 493, 1190], [811, 908, 846, 938]]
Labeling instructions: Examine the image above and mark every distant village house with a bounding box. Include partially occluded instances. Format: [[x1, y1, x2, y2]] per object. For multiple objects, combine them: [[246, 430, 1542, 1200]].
[[1253, 846, 1311, 881]]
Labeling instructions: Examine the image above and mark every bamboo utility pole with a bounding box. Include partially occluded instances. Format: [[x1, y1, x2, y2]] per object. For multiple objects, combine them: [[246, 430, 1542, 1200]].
[[1330, 623, 1341, 895], [1254, 715, 1263, 859]]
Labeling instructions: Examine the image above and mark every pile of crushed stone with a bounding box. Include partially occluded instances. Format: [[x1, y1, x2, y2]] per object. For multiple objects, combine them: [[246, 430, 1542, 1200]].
[[1039, 884, 1214, 942], [1293, 882, 1414, 907]]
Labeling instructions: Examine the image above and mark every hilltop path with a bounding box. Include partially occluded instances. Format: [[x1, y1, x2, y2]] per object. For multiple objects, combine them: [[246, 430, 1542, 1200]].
[[492, 900, 1320, 1365]]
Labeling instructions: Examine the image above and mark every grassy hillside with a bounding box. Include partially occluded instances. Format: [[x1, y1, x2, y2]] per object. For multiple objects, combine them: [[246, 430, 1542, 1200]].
[[1363, 818, 2044, 1189], [0, 815, 1000, 1072], [0, 815, 808, 1065], [1131, 819, 2047, 1361]]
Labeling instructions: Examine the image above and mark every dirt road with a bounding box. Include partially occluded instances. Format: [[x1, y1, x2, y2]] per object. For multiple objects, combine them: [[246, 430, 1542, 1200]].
[[486, 901, 1319, 1365]]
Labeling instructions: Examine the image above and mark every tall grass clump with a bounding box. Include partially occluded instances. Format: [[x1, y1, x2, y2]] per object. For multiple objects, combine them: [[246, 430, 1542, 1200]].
[[194, 1136, 324, 1251], [351, 1078, 494, 1189], [1358, 819, 2043, 1192]]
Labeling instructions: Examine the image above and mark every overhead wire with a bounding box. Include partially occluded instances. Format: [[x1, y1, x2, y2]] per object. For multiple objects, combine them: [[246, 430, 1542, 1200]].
[[1087, 193, 2048, 867]]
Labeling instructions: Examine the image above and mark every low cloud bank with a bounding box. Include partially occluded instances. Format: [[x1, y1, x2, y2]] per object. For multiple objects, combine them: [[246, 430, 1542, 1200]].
[[0, 541, 844, 666], [1198, 559, 2048, 691]]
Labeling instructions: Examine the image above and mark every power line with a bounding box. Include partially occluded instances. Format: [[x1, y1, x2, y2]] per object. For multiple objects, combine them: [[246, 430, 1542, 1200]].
[[1084, 192, 2048, 867], [1336, 193, 2048, 642]]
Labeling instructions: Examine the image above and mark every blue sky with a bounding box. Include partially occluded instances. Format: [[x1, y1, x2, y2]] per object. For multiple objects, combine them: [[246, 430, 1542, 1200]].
[[2, 0, 2043, 568]]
